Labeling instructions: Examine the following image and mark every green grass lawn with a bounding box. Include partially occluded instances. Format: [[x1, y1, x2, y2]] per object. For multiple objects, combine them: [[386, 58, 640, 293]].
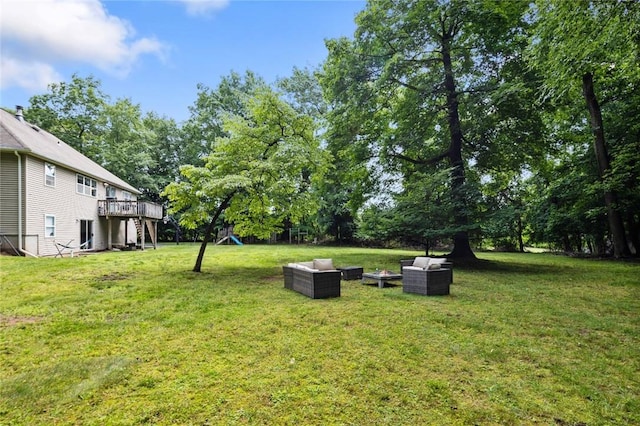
[[1, 244, 638, 425]]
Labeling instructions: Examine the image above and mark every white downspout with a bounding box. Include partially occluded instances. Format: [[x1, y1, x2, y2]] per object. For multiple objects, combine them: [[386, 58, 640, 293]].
[[14, 151, 23, 252]]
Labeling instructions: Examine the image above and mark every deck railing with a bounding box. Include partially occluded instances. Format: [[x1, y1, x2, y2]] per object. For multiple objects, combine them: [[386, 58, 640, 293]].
[[98, 200, 163, 219]]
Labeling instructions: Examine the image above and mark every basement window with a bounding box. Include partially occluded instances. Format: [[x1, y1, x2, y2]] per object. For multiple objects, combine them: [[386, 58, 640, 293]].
[[45, 215, 56, 237]]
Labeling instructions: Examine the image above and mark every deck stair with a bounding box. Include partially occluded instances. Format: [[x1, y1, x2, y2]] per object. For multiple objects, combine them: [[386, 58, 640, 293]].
[[134, 219, 158, 249]]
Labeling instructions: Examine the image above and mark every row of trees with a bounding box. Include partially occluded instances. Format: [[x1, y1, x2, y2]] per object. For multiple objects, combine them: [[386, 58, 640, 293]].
[[319, 0, 639, 259], [17, 0, 639, 268]]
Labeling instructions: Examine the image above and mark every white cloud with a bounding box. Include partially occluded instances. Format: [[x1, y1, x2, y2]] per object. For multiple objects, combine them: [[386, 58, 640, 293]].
[[0, 0, 168, 89], [0, 57, 63, 91], [178, 0, 230, 16]]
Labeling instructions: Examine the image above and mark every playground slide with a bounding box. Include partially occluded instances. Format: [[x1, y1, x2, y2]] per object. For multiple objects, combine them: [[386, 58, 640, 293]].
[[230, 235, 244, 246]]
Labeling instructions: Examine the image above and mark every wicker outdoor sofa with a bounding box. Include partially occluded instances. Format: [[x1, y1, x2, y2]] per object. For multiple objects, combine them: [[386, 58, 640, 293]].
[[401, 256, 452, 296], [283, 259, 341, 299]]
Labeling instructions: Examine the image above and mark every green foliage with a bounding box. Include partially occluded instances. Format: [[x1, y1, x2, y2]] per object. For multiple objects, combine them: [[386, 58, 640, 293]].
[[317, 189, 357, 243], [321, 0, 536, 256], [27, 73, 108, 162], [527, 0, 640, 255], [163, 87, 329, 240], [479, 171, 532, 252], [277, 66, 327, 119], [529, 0, 640, 102], [181, 70, 268, 166], [140, 112, 184, 202], [25, 74, 185, 200], [101, 99, 156, 192], [14, 2, 640, 254], [526, 153, 610, 253], [357, 169, 462, 250]]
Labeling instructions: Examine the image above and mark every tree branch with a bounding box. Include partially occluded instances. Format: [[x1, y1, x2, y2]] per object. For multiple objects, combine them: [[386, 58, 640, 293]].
[[390, 149, 450, 166]]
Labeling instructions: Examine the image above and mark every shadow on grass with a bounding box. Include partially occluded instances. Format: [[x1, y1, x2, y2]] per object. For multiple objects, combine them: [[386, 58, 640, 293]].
[[360, 282, 401, 289], [193, 256, 557, 280], [396, 257, 563, 276]]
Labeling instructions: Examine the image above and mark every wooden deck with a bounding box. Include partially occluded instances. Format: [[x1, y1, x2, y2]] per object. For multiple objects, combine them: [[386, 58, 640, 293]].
[[97, 200, 163, 220]]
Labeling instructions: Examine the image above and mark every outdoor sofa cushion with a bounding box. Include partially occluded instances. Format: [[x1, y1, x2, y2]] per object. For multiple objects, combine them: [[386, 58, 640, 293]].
[[413, 256, 430, 268], [313, 258, 335, 270], [412, 257, 442, 270], [287, 259, 339, 272]]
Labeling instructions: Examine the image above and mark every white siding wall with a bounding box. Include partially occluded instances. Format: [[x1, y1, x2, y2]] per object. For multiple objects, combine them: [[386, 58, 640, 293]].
[[23, 156, 138, 256], [0, 152, 20, 249]]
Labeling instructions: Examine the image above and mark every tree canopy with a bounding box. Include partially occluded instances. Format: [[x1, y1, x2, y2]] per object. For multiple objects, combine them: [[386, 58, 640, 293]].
[[320, 0, 538, 258], [163, 85, 329, 271], [528, 0, 640, 257]]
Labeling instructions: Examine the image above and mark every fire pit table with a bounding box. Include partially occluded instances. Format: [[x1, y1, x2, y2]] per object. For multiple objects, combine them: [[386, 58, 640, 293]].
[[361, 270, 403, 288]]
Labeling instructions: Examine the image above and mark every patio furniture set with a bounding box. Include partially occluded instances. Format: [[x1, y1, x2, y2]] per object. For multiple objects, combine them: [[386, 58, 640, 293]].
[[283, 256, 452, 299]]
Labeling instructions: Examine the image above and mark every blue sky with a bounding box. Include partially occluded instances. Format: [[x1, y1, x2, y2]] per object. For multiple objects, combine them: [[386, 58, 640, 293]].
[[1, 0, 365, 122]]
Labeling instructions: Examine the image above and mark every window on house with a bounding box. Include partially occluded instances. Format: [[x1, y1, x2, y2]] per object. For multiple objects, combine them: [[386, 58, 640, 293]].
[[122, 191, 132, 200], [45, 163, 56, 187], [106, 185, 116, 199], [76, 174, 97, 197], [45, 215, 56, 237]]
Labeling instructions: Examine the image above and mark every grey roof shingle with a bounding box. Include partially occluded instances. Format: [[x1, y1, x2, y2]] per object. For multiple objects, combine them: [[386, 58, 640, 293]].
[[0, 108, 140, 194]]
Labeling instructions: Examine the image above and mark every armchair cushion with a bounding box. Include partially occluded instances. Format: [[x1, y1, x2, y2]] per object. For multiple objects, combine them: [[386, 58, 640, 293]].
[[426, 262, 442, 270], [412, 257, 443, 270], [403, 266, 424, 271], [413, 256, 431, 268], [313, 258, 335, 271]]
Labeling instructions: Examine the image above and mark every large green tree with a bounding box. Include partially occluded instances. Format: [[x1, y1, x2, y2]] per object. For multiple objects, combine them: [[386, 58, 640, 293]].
[[101, 99, 156, 192], [278, 66, 359, 243], [181, 70, 268, 167], [163, 87, 328, 272], [321, 0, 533, 258], [27, 74, 108, 162], [529, 0, 640, 257], [141, 112, 185, 202], [25, 74, 182, 201]]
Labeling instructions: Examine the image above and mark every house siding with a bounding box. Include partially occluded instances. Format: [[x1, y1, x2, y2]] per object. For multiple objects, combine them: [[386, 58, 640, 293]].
[[0, 152, 21, 248], [22, 156, 138, 256]]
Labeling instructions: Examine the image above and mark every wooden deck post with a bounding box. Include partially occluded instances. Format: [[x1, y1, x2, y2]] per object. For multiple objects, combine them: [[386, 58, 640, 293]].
[[107, 218, 112, 249], [141, 218, 146, 250]]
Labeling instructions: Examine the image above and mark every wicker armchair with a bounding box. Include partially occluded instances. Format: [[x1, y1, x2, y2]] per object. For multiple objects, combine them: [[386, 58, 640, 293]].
[[402, 266, 451, 296], [400, 257, 453, 283]]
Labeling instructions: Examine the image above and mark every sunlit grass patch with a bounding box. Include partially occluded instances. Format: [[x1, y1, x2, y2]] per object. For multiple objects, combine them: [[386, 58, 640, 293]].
[[1, 356, 134, 414]]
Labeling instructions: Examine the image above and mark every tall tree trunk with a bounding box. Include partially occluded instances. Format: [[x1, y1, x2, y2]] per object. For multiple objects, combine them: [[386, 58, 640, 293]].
[[193, 192, 236, 272], [423, 239, 431, 256], [441, 30, 476, 259], [562, 234, 571, 252], [627, 212, 639, 256], [582, 73, 630, 258], [517, 214, 525, 253]]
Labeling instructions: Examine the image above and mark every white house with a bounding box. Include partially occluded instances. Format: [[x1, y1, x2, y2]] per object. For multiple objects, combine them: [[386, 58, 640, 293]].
[[0, 107, 163, 257]]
